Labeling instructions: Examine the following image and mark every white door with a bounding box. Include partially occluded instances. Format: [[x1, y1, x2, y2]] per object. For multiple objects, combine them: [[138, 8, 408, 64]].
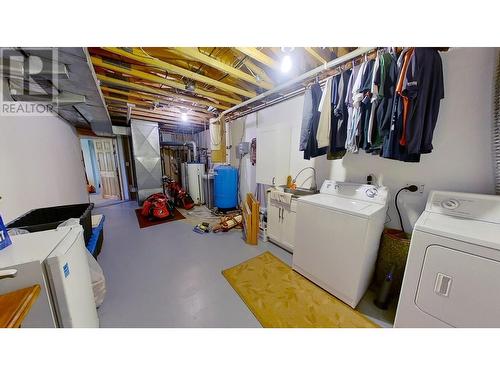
[[94, 138, 121, 199], [267, 200, 282, 242]]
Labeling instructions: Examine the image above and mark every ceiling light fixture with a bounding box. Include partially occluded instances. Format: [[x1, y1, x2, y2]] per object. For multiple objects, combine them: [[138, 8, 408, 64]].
[[281, 55, 292, 74]]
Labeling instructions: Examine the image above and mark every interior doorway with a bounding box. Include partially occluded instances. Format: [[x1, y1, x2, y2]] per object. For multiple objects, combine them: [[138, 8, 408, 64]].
[[80, 136, 123, 207]]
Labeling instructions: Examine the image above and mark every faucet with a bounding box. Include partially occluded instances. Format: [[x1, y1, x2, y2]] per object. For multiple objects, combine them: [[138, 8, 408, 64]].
[[292, 167, 317, 191]]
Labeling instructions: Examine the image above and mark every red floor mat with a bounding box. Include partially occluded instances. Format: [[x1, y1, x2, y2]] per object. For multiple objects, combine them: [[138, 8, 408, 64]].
[[134, 207, 185, 229]]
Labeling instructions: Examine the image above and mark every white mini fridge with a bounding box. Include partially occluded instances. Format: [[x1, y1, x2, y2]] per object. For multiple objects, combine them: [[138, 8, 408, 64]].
[[187, 163, 205, 205], [0, 225, 99, 328]]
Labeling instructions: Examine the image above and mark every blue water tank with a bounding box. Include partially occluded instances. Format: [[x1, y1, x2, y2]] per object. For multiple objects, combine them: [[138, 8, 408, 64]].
[[214, 165, 238, 209]]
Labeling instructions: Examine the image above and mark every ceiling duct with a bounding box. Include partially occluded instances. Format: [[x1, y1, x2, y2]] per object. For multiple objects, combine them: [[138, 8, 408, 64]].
[[1, 55, 69, 80], [0, 47, 113, 135]]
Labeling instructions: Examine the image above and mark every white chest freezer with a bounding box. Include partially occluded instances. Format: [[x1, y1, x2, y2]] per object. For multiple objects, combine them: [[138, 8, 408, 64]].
[[0, 226, 99, 328]]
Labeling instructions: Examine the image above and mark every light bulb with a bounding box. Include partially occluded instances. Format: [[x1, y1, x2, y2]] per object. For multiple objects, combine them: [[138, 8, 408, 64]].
[[281, 55, 292, 73], [181, 113, 188, 122]]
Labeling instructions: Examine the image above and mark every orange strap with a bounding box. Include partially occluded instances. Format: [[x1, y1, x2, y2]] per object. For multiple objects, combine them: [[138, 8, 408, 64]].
[[397, 48, 414, 146]]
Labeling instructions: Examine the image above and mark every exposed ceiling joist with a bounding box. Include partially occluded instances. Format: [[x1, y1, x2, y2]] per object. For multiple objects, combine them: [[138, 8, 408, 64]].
[[172, 48, 273, 90], [240, 58, 275, 84], [100, 87, 215, 118], [96, 74, 230, 110], [304, 47, 327, 65], [109, 110, 206, 129], [108, 106, 208, 125], [103, 94, 150, 108], [235, 48, 280, 70], [102, 47, 257, 99], [91, 56, 241, 105]]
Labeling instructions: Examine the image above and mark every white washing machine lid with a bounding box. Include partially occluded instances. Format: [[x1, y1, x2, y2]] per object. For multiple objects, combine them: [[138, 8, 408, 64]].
[[415, 211, 500, 251], [297, 193, 386, 218]]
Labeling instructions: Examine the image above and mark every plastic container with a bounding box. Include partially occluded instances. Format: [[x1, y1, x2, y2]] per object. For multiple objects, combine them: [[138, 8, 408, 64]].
[[214, 165, 238, 209], [0, 215, 12, 251], [374, 228, 412, 296], [7, 203, 94, 244], [87, 215, 105, 258]]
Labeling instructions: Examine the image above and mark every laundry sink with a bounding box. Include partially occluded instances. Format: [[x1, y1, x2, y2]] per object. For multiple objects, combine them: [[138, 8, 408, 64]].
[[283, 187, 318, 197]]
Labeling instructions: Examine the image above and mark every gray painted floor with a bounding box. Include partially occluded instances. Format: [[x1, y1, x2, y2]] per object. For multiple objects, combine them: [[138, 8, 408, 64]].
[[95, 201, 394, 328]]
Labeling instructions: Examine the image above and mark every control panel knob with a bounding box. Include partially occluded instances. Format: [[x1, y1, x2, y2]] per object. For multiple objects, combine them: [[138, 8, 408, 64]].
[[366, 188, 378, 198], [441, 199, 460, 210]]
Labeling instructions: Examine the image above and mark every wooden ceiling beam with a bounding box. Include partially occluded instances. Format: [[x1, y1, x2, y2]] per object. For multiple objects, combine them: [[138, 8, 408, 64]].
[[172, 48, 273, 90], [136, 108, 209, 123], [108, 111, 205, 129], [113, 111, 204, 130], [100, 87, 215, 118], [106, 101, 214, 122], [91, 56, 241, 105], [103, 94, 151, 108], [96, 74, 230, 110], [102, 47, 256, 98], [108, 106, 208, 125], [235, 47, 280, 70], [240, 58, 275, 84], [304, 47, 327, 65]]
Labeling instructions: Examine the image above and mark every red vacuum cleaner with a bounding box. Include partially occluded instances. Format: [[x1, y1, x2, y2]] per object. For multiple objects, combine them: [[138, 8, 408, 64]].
[[164, 177, 195, 210], [141, 193, 175, 220]]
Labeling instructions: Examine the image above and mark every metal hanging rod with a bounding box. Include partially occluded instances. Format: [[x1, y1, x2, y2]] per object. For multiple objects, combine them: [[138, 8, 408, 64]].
[[221, 47, 376, 120]]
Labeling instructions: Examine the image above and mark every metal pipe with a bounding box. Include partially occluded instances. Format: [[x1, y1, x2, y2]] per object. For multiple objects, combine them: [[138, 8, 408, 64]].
[[292, 167, 318, 191], [188, 141, 198, 162], [160, 140, 198, 162], [221, 47, 375, 118]]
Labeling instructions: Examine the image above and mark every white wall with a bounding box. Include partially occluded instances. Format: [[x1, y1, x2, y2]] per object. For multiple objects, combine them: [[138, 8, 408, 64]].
[[229, 47, 497, 231], [0, 111, 89, 222]]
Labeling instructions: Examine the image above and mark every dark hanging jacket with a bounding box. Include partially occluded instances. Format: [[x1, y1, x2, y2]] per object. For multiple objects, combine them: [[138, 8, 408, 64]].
[[303, 83, 327, 159]]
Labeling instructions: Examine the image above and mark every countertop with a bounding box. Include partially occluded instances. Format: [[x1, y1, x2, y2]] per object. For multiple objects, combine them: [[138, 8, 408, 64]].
[[0, 285, 40, 328]]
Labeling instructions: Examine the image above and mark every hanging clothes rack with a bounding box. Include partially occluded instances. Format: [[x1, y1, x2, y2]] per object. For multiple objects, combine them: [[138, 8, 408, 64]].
[[221, 47, 376, 121]]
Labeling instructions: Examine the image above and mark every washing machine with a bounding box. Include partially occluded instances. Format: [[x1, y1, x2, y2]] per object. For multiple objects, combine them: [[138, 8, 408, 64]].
[[394, 191, 500, 328], [293, 180, 389, 308]]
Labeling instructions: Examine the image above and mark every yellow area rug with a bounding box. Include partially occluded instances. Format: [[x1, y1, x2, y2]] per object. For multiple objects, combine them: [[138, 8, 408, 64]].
[[222, 251, 379, 328]]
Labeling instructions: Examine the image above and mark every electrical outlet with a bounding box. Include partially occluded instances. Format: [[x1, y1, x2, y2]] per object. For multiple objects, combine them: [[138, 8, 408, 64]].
[[405, 182, 425, 194]]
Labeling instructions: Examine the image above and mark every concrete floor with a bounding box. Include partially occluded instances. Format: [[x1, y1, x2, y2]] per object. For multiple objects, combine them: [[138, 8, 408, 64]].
[[95, 201, 395, 328], [89, 193, 121, 208]]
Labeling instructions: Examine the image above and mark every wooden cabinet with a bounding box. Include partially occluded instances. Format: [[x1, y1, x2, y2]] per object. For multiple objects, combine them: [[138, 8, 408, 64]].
[[267, 197, 297, 253]]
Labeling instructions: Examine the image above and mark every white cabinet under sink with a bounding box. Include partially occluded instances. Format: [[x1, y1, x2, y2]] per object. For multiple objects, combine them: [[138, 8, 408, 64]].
[[267, 196, 297, 253]]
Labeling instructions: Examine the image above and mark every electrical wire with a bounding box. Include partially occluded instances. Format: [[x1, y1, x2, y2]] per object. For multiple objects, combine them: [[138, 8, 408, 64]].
[[395, 185, 418, 234]]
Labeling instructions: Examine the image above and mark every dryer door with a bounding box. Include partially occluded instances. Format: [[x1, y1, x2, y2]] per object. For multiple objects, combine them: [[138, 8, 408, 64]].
[[416, 245, 500, 327]]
